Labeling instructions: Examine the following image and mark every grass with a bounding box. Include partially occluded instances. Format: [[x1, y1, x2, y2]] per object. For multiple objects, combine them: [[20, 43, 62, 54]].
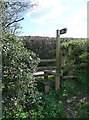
[[37, 67, 89, 118]]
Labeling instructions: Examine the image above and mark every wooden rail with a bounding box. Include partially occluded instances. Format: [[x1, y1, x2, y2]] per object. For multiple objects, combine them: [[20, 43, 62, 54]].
[[40, 59, 56, 62], [34, 62, 87, 92], [36, 62, 87, 71], [37, 66, 56, 71], [63, 63, 87, 69]]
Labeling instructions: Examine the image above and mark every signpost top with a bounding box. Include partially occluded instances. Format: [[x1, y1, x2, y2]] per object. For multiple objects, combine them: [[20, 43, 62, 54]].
[[57, 28, 67, 35]]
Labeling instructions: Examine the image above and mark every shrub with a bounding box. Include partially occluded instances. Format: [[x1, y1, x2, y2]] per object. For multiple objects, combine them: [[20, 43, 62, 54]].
[[2, 34, 42, 118]]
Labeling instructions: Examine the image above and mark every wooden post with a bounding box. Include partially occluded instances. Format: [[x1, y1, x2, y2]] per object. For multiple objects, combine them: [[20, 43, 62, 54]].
[[55, 29, 61, 91], [68, 45, 73, 75], [44, 71, 49, 92], [45, 84, 49, 92]]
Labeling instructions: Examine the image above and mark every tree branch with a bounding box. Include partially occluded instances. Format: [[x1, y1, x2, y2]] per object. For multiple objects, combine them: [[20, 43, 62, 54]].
[[6, 17, 24, 28]]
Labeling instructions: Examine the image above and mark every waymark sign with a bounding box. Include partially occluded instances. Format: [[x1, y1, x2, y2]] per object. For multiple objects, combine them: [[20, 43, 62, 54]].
[[60, 28, 67, 35]]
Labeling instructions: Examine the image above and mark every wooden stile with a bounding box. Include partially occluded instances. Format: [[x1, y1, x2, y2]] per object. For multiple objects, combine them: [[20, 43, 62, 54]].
[[33, 28, 87, 92]]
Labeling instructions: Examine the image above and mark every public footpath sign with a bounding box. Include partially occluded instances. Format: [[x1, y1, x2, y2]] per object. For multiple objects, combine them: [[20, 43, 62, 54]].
[[60, 28, 67, 35]]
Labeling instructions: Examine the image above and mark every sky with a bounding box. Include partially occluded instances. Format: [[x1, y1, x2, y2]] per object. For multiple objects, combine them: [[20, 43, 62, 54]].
[[19, 0, 88, 38]]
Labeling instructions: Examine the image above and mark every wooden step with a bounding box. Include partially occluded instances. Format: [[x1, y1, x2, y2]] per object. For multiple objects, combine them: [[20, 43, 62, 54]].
[[44, 70, 56, 75], [33, 71, 44, 77]]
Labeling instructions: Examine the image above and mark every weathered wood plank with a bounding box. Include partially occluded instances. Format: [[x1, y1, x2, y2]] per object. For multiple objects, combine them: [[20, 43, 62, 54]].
[[36, 66, 57, 71], [44, 70, 56, 75], [40, 59, 56, 62], [34, 63, 87, 76], [33, 71, 44, 76], [55, 29, 61, 91], [45, 85, 50, 92], [62, 76, 76, 80], [36, 62, 87, 71], [63, 63, 87, 69]]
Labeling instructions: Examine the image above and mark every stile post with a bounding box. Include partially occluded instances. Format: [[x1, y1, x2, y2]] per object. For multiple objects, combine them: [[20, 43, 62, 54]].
[[44, 71, 49, 92], [45, 84, 49, 92], [55, 29, 61, 91], [68, 45, 73, 76]]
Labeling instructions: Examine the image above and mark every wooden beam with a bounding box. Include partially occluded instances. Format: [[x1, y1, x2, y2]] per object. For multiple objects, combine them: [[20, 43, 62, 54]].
[[33, 71, 44, 77], [44, 70, 56, 75], [63, 63, 87, 70], [37, 66, 56, 71], [56, 29, 61, 74], [40, 59, 56, 62], [55, 29, 61, 91], [45, 85, 50, 92], [61, 76, 76, 80], [44, 71, 50, 92]]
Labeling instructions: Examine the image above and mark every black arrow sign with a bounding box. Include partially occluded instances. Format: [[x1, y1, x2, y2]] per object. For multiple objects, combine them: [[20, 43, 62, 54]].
[[60, 28, 67, 35]]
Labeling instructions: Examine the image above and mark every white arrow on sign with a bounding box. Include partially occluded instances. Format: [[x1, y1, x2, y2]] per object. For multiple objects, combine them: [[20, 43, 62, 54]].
[[60, 28, 67, 35]]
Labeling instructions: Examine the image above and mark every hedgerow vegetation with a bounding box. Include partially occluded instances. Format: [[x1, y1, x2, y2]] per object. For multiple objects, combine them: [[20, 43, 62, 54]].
[[1, 0, 89, 119], [2, 34, 42, 119], [2, 34, 89, 119]]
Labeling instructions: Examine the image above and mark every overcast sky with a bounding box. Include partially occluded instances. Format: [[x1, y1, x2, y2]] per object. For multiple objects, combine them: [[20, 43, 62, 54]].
[[20, 0, 87, 38]]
